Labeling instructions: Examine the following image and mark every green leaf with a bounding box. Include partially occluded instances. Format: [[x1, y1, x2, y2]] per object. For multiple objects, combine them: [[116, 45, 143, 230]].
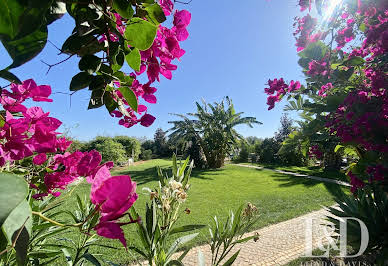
[[79, 55, 101, 74], [104, 92, 118, 113], [145, 3, 166, 25], [88, 89, 104, 109], [170, 225, 206, 235], [62, 248, 73, 266], [81, 253, 101, 266], [118, 87, 138, 112], [0, 0, 25, 39], [298, 41, 327, 60], [124, 18, 157, 51], [70, 72, 92, 91], [0, 173, 28, 226], [343, 56, 365, 66], [0, 69, 21, 84], [197, 250, 205, 266], [2, 199, 32, 244], [2, 26, 48, 69], [125, 48, 141, 72], [13, 226, 29, 266], [222, 250, 240, 266], [89, 75, 107, 91], [167, 233, 198, 257], [113, 0, 134, 19], [334, 145, 343, 153]]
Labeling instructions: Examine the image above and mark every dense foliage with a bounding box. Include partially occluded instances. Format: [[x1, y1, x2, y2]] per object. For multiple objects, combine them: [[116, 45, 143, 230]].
[[265, 0, 387, 260]]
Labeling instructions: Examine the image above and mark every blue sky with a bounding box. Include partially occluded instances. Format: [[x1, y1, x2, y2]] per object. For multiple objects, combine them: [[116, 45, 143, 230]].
[[0, 0, 305, 141]]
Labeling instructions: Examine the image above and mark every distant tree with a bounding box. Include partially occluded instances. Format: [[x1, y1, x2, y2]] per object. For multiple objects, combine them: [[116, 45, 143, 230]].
[[113, 136, 141, 161], [274, 114, 294, 143], [141, 140, 155, 153], [68, 139, 87, 153], [256, 138, 280, 164], [238, 142, 250, 162], [246, 136, 262, 146], [140, 149, 153, 160], [169, 97, 261, 168], [94, 139, 127, 164], [154, 128, 168, 157]]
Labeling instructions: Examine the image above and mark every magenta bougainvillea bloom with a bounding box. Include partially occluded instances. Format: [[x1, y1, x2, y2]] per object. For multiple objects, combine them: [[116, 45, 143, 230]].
[[140, 114, 156, 127], [33, 153, 47, 165], [91, 174, 138, 247]]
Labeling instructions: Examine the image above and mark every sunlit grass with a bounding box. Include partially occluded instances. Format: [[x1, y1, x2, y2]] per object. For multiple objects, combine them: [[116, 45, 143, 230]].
[[54, 159, 340, 264]]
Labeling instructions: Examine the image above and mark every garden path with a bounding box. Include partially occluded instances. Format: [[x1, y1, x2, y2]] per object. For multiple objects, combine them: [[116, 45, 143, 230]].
[[231, 164, 350, 187], [174, 207, 335, 265]]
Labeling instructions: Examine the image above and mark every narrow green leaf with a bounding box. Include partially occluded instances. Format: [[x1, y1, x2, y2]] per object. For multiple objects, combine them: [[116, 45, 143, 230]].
[[222, 250, 240, 266], [170, 225, 206, 235], [125, 48, 141, 72], [167, 233, 198, 257], [197, 250, 205, 266], [62, 248, 73, 266], [81, 253, 101, 266], [118, 86, 138, 112], [124, 18, 157, 51]]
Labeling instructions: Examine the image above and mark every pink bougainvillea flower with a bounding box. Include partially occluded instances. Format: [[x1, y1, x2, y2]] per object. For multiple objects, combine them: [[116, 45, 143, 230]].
[[288, 80, 301, 92], [95, 221, 127, 247], [91, 175, 138, 221], [78, 150, 102, 177], [33, 153, 47, 165], [91, 175, 138, 247], [159, 0, 174, 16], [140, 114, 156, 127], [56, 137, 72, 152]]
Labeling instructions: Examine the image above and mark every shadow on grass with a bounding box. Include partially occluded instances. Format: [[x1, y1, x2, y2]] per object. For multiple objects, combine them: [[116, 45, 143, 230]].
[[272, 172, 344, 193], [272, 172, 322, 187], [117, 165, 217, 185]]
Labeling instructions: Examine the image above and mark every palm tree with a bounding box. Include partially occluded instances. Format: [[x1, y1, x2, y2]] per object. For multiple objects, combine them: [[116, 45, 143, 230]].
[[169, 97, 261, 168]]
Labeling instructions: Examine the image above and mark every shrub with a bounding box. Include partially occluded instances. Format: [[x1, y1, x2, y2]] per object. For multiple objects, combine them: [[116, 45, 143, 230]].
[[95, 139, 127, 164], [113, 136, 141, 161], [141, 149, 153, 160]]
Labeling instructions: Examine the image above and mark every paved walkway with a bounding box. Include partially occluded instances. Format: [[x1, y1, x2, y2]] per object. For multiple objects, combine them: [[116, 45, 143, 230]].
[[231, 164, 350, 187], [176, 207, 335, 265]]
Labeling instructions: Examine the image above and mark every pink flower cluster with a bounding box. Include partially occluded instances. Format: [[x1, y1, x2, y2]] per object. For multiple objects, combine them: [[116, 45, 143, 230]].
[[327, 90, 388, 153], [335, 18, 355, 49], [264, 78, 301, 110], [308, 145, 322, 159], [307, 59, 328, 77], [102, 2, 191, 129], [293, 14, 318, 52], [0, 80, 138, 247]]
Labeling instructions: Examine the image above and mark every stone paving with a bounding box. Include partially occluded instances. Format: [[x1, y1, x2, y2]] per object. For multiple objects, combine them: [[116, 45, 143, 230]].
[[173, 207, 335, 266], [231, 164, 350, 187]]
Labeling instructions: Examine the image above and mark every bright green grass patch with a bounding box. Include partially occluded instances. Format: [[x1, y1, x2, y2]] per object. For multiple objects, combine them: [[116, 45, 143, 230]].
[[54, 159, 340, 265]]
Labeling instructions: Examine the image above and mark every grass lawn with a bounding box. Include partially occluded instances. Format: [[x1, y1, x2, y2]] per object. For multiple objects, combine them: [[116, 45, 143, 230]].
[[54, 159, 341, 265], [238, 162, 348, 182]]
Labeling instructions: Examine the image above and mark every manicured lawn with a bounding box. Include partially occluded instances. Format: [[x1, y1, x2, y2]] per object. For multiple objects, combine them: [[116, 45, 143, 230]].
[[54, 159, 340, 265], [238, 162, 348, 182]]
